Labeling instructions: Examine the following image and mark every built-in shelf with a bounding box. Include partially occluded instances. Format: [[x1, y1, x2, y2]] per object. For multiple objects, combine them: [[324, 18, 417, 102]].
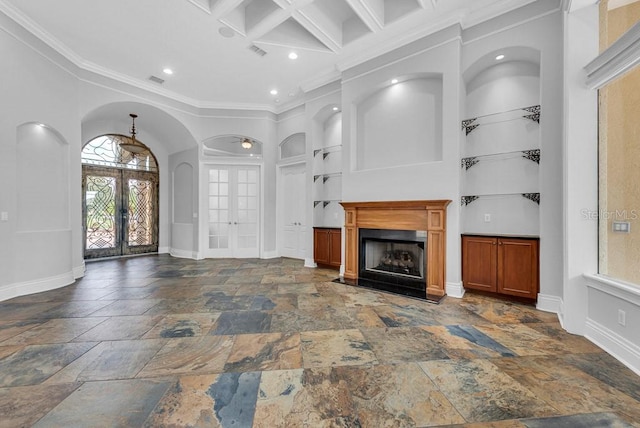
[[461, 105, 541, 135], [461, 192, 540, 206], [313, 172, 342, 182], [461, 149, 540, 170], [313, 145, 342, 159], [314, 199, 341, 208]]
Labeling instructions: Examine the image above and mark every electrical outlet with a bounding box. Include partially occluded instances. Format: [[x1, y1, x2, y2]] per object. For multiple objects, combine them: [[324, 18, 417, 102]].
[[484, 213, 491, 222], [618, 309, 626, 326]]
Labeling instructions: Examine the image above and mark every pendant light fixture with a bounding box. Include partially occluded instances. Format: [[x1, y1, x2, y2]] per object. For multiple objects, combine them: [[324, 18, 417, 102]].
[[119, 113, 147, 154]]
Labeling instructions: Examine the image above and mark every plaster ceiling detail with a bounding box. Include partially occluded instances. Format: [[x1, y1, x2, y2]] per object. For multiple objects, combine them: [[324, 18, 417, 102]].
[[2, 0, 539, 111]]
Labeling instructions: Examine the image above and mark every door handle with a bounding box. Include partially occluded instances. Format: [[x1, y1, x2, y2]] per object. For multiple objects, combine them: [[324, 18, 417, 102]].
[[234, 222, 238, 225]]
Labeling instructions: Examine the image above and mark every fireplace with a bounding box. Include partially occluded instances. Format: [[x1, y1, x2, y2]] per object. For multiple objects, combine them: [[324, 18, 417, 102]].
[[359, 228, 427, 297], [340, 200, 451, 301]]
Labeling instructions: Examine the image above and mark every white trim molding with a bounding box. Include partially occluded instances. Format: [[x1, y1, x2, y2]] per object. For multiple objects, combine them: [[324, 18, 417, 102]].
[[585, 21, 640, 89], [584, 273, 640, 375], [170, 248, 198, 259], [446, 282, 465, 298], [536, 293, 563, 314], [585, 318, 640, 376], [262, 250, 279, 260], [304, 257, 317, 268], [73, 262, 85, 279], [158, 246, 170, 254], [0, 271, 74, 302]]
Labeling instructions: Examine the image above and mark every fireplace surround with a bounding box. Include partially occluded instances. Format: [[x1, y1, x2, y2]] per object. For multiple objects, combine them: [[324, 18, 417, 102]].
[[340, 200, 451, 301]]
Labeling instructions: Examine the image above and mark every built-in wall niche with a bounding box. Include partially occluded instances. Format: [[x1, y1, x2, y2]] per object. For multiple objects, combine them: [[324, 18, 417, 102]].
[[312, 107, 343, 227], [203, 135, 263, 158], [16, 122, 69, 231], [280, 133, 306, 160], [462, 48, 541, 236], [355, 75, 443, 171]]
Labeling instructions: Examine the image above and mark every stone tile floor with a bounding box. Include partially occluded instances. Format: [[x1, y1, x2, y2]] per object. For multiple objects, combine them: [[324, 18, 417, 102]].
[[0, 255, 639, 427]]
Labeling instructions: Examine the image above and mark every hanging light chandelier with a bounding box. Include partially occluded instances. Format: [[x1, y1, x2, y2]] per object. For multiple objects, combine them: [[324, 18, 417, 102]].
[[119, 113, 147, 154]]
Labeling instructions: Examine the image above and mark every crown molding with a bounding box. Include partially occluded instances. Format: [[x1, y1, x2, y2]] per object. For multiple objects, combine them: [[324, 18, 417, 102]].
[[585, 21, 640, 89]]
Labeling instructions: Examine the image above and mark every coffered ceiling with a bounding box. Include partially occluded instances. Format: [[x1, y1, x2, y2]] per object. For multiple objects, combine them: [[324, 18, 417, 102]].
[[1, 0, 539, 111]]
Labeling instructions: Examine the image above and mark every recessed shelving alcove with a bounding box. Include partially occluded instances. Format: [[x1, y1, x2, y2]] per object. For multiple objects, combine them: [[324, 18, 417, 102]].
[[461, 50, 541, 237]]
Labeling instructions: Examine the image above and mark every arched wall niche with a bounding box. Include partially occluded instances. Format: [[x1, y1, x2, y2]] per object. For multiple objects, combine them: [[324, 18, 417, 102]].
[[353, 73, 443, 171], [203, 134, 264, 158], [461, 47, 542, 237], [464, 47, 541, 117], [280, 132, 306, 160], [173, 162, 194, 224], [16, 122, 69, 232]]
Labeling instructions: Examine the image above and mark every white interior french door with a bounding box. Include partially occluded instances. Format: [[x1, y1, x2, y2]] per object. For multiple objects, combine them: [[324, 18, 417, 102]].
[[203, 165, 260, 258], [279, 164, 307, 259]]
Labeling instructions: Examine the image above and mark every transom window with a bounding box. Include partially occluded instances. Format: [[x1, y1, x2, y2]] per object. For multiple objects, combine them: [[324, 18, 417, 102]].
[[81, 134, 158, 172]]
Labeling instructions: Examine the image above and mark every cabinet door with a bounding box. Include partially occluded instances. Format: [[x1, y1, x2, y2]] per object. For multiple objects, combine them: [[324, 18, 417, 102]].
[[314, 229, 330, 265], [497, 238, 539, 298], [462, 236, 497, 292], [329, 228, 342, 267]]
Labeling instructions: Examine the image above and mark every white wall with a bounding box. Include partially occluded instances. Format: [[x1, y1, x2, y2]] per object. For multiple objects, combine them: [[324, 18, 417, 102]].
[[170, 147, 199, 258], [341, 28, 463, 292], [0, 14, 81, 300], [463, 6, 565, 306]]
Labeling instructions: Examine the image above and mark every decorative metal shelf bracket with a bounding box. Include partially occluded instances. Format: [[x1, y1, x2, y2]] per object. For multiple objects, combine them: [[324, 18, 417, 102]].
[[461, 192, 541, 206], [313, 201, 321, 207], [461, 119, 478, 135], [322, 152, 331, 159], [323, 201, 331, 208], [522, 149, 540, 164], [461, 105, 541, 135], [313, 149, 322, 157], [461, 157, 480, 170], [522, 193, 540, 204], [313, 175, 321, 182], [522, 105, 541, 123], [461, 195, 479, 206]]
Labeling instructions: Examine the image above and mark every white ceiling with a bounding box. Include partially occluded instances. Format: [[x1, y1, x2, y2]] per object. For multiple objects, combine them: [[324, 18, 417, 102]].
[[2, 0, 539, 111]]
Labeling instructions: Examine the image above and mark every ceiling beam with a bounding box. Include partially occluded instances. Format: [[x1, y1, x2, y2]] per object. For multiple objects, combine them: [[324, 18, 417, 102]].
[[343, 0, 383, 32], [292, 9, 342, 52]]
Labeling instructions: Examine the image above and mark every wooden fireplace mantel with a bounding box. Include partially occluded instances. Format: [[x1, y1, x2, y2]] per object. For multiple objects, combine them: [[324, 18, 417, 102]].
[[339, 200, 451, 297]]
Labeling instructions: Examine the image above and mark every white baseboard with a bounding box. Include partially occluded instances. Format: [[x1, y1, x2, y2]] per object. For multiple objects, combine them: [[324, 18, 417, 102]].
[[585, 318, 640, 376], [73, 262, 85, 279], [262, 250, 279, 259], [158, 246, 170, 254], [0, 271, 74, 302], [304, 258, 317, 268], [536, 293, 562, 315], [170, 248, 198, 259], [339, 265, 345, 277], [446, 282, 465, 298]]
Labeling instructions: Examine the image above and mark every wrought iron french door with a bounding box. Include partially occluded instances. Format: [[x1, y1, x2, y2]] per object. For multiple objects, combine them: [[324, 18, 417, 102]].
[[83, 166, 159, 259]]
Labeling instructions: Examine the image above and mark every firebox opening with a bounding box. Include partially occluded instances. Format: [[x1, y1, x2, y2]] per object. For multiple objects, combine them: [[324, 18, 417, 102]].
[[358, 228, 427, 296]]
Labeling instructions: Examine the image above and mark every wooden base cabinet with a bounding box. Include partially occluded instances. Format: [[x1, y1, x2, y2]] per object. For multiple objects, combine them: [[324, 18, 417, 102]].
[[314, 228, 341, 270], [462, 235, 539, 300]]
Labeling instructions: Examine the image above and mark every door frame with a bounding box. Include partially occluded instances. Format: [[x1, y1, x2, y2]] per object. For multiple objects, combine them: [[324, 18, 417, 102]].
[[277, 162, 307, 260], [82, 165, 159, 259], [199, 160, 264, 258], [276, 159, 313, 265]]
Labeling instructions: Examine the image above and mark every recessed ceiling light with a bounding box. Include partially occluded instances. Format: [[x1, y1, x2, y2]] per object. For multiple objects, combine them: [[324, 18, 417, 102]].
[[270, 89, 278, 95], [275, 99, 280, 103], [219, 27, 235, 38], [163, 68, 173, 75], [288, 52, 298, 60], [332, 107, 339, 111], [391, 78, 398, 84], [495, 54, 505, 60], [288, 92, 295, 97]]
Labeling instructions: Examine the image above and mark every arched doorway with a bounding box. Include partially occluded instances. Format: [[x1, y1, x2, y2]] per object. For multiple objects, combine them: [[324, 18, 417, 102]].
[[81, 134, 159, 259]]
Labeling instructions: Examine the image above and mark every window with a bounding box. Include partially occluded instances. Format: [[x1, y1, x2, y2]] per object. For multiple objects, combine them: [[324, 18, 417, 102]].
[[81, 135, 158, 172], [596, 1, 640, 285]]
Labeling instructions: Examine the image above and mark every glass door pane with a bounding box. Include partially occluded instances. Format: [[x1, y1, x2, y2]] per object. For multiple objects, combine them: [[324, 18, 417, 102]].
[[236, 167, 259, 250], [208, 168, 230, 249], [83, 167, 122, 259]]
